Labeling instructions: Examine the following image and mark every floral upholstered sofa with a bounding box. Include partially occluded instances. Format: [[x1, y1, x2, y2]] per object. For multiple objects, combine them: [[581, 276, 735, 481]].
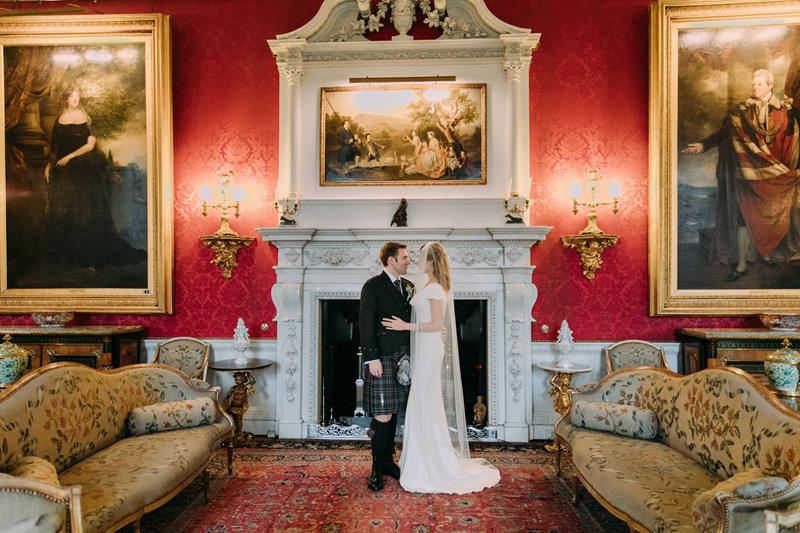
[[0, 363, 234, 532], [555, 367, 800, 533]]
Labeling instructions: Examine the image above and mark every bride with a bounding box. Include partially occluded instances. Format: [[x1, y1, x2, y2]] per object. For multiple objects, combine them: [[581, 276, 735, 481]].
[[382, 242, 500, 494]]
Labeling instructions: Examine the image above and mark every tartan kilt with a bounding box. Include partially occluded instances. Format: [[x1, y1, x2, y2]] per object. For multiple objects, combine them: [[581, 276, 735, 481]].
[[365, 352, 410, 416]]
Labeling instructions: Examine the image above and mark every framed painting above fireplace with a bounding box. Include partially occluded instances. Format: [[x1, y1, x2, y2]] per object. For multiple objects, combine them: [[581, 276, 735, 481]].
[[320, 83, 487, 187]]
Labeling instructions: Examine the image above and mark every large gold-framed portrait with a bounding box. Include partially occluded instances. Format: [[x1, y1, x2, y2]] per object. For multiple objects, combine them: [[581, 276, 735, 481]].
[[0, 14, 173, 313], [649, 0, 800, 315]]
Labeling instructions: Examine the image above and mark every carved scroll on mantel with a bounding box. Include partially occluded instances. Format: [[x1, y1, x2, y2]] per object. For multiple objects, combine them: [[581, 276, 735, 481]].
[[258, 226, 550, 441]]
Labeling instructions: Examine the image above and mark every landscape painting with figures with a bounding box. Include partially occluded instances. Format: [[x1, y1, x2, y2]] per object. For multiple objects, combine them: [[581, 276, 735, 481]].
[[320, 83, 486, 186]]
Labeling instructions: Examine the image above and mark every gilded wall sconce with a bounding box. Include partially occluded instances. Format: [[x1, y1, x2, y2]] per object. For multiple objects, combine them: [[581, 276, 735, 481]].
[[561, 169, 620, 281], [199, 171, 255, 279]]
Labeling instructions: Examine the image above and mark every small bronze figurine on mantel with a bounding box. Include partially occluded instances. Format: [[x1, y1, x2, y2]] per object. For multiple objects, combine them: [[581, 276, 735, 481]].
[[390, 198, 408, 227]]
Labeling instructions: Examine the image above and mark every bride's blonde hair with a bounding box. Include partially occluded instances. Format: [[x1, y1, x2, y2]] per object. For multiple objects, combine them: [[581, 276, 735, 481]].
[[423, 242, 451, 292]]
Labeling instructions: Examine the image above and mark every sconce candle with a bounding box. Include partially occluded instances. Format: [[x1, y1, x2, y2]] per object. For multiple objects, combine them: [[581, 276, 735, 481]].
[[608, 180, 621, 200], [569, 181, 582, 200], [199, 185, 213, 202]]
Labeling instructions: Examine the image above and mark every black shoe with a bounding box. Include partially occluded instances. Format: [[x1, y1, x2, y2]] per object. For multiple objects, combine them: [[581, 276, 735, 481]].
[[382, 462, 401, 480], [725, 269, 747, 282], [761, 257, 780, 270], [367, 465, 384, 491]]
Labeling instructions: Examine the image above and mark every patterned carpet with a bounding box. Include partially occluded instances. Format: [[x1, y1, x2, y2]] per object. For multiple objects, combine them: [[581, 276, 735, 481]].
[[137, 440, 626, 533]]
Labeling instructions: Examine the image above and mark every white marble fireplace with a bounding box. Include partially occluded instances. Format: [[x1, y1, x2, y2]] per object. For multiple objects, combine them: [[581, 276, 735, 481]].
[[257, 226, 550, 442]]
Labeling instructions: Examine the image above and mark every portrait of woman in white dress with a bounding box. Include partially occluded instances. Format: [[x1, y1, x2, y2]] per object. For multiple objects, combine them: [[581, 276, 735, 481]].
[[382, 241, 500, 494]]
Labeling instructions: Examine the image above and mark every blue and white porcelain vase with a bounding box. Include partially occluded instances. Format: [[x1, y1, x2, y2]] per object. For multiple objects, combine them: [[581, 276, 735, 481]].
[[764, 339, 800, 397], [0, 334, 28, 388]]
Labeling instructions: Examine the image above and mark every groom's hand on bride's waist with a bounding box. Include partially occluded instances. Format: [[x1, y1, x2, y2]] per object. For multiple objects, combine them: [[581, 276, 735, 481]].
[[368, 360, 383, 378]]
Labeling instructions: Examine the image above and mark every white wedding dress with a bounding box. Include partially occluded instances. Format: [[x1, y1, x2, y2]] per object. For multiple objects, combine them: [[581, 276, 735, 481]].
[[399, 282, 501, 494]]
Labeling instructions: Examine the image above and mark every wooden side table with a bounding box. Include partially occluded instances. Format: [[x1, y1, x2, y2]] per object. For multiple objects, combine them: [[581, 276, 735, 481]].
[[0, 326, 144, 370], [209, 357, 273, 446], [678, 328, 800, 376], [537, 362, 592, 453]]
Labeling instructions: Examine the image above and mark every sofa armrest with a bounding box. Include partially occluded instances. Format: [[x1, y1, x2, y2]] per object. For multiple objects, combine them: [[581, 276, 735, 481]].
[[572, 380, 601, 394], [692, 469, 800, 533], [0, 475, 82, 533], [765, 504, 800, 532]]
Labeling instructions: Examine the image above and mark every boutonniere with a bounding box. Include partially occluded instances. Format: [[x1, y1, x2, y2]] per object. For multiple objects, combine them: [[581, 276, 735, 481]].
[[405, 284, 415, 302]]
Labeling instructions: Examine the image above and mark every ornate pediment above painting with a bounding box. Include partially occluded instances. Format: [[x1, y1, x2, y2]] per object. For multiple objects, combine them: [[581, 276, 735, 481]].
[[267, 0, 541, 229]]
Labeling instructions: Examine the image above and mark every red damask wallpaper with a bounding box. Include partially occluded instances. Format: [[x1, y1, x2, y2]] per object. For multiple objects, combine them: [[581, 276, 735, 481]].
[[0, 0, 749, 340]]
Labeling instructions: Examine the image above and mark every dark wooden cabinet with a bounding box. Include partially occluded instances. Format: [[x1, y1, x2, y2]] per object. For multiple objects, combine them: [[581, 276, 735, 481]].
[[678, 328, 800, 382], [0, 326, 144, 370]]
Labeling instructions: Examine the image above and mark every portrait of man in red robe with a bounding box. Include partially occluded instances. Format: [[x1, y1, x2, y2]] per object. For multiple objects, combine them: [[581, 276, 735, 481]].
[[677, 26, 800, 290]]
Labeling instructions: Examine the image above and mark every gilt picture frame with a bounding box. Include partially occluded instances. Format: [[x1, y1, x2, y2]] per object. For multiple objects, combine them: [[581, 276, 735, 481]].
[[320, 83, 486, 186], [649, 0, 800, 316], [0, 14, 173, 313]]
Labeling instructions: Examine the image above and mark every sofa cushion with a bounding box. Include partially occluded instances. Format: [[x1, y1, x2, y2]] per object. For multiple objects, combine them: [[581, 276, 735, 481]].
[[571, 428, 721, 532], [570, 400, 658, 439], [127, 397, 216, 436], [58, 422, 229, 533], [9, 457, 59, 487]]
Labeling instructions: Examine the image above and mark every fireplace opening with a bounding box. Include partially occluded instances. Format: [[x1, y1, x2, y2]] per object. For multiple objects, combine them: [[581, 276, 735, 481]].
[[320, 299, 360, 425], [320, 299, 488, 427]]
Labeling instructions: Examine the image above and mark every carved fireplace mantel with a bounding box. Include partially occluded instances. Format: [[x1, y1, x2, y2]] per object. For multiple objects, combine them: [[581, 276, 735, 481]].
[[257, 226, 550, 441]]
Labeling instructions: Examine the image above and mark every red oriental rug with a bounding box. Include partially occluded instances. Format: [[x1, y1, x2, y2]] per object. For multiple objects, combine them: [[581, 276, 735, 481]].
[[140, 443, 622, 532]]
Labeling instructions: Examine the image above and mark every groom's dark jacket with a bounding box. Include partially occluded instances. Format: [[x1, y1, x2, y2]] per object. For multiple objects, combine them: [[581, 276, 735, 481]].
[[359, 271, 414, 362]]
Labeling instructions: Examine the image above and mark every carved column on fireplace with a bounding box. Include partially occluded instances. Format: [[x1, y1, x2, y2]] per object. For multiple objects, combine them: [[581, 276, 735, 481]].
[[494, 230, 540, 442], [270, 229, 314, 438]]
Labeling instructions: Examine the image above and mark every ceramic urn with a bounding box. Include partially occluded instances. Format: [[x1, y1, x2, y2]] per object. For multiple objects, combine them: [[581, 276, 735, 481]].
[[0, 334, 29, 388], [764, 339, 800, 397]]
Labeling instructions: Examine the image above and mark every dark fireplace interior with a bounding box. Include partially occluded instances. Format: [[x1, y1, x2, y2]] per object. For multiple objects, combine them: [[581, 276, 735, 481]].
[[320, 299, 488, 426]]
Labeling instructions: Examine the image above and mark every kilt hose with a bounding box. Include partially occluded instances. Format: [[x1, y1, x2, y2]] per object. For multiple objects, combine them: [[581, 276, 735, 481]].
[[365, 352, 410, 416]]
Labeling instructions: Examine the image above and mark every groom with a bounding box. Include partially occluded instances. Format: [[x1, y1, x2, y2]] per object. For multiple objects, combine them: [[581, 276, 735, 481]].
[[359, 241, 413, 491]]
